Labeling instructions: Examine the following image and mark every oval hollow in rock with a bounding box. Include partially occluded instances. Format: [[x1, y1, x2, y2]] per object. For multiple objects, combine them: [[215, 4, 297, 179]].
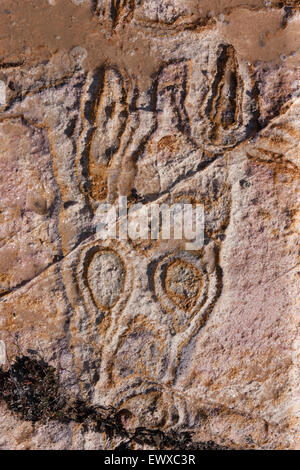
[[86, 249, 125, 310]]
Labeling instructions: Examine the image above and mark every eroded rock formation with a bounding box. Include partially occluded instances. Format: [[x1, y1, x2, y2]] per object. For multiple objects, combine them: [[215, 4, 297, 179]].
[[0, 0, 299, 450]]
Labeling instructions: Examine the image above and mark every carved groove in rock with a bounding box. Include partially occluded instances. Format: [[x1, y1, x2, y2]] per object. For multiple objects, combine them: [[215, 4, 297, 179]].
[[77, 66, 129, 208], [94, 0, 135, 28]]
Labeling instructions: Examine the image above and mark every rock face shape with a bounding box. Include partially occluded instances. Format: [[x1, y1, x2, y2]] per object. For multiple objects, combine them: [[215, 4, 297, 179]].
[[0, 0, 299, 450]]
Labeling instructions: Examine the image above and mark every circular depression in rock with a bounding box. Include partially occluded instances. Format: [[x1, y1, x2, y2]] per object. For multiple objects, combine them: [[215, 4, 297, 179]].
[[164, 259, 202, 311], [87, 250, 125, 309]]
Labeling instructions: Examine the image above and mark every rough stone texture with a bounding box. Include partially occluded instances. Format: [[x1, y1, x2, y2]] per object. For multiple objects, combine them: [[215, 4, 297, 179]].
[[0, 0, 299, 450]]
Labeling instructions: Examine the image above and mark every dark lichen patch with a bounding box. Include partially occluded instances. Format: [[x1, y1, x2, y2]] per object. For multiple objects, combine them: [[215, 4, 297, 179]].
[[116, 428, 232, 451], [0, 354, 232, 450], [0, 355, 121, 431]]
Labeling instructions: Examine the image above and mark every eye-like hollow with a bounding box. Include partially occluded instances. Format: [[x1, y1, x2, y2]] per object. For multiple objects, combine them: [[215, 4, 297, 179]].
[[164, 259, 203, 312], [77, 65, 128, 208]]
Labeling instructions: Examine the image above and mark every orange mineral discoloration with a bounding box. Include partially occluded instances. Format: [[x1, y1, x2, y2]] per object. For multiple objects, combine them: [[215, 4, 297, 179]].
[[0, 0, 299, 89]]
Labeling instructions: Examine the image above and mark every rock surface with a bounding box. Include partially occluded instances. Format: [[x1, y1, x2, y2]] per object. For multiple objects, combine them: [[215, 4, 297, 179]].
[[0, 0, 299, 450]]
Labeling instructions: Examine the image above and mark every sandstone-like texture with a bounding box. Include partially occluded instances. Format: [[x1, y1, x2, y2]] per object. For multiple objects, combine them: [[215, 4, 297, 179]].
[[0, 0, 299, 450]]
